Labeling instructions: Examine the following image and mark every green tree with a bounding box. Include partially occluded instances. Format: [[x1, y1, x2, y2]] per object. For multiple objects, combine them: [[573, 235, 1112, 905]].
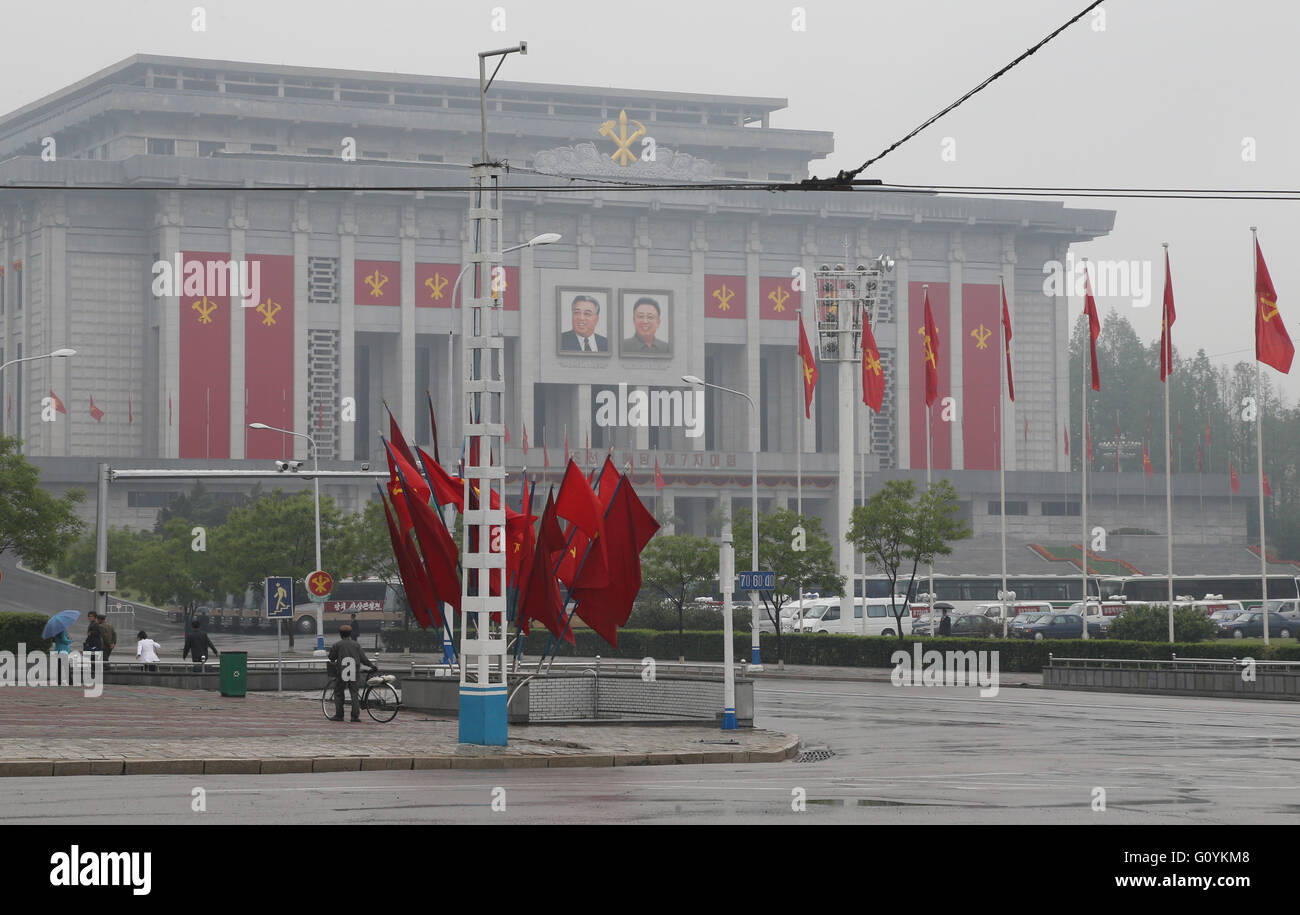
[[0, 435, 85, 571], [640, 533, 721, 660], [126, 518, 225, 615], [847, 479, 972, 641], [1109, 603, 1216, 642], [732, 507, 844, 662], [55, 527, 146, 591]]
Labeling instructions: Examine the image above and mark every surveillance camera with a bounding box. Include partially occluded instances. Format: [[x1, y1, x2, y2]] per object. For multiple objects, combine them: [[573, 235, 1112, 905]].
[[519, 41, 528, 54], [361, 462, 370, 471], [275, 461, 288, 472]]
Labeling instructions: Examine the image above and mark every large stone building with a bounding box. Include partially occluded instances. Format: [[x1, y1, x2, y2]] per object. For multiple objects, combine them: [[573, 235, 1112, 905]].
[[0, 54, 1270, 577]]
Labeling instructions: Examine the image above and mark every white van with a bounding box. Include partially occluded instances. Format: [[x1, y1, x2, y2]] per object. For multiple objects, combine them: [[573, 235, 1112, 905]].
[[786, 598, 912, 636], [971, 601, 1053, 620]]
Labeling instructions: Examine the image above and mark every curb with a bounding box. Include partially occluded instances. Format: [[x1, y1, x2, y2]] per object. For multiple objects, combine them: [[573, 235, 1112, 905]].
[[0, 735, 799, 777]]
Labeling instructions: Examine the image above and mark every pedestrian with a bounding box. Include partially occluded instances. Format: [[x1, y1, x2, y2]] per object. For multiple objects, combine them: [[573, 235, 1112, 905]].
[[350, 613, 359, 639], [326, 624, 376, 722], [82, 617, 104, 675], [50, 630, 72, 654], [136, 630, 162, 672], [90, 611, 117, 670], [938, 607, 952, 637], [182, 620, 219, 672]]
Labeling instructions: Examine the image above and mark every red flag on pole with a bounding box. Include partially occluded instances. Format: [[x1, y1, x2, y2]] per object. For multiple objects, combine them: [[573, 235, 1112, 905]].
[[425, 391, 442, 466], [1159, 249, 1176, 382], [654, 457, 666, 491], [922, 289, 940, 407], [1255, 238, 1294, 374], [797, 314, 819, 418], [1230, 463, 1241, 494], [1001, 281, 1015, 402], [89, 397, 104, 423], [49, 390, 67, 414], [861, 316, 884, 413], [1263, 471, 1273, 497], [1083, 268, 1101, 391]]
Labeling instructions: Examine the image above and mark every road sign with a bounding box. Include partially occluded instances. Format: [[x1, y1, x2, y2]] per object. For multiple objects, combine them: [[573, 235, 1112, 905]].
[[265, 576, 294, 619], [738, 570, 775, 591], [306, 569, 334, 603]]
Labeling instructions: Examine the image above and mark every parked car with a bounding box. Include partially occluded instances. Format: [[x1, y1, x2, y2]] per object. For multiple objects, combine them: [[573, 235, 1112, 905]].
[[949, 613, 1000, 638], [1216, 611, 1296, 640], [1265, 599, 1300, 621], [909, 603, 956, 636], [1013, 613, 1104, 640], [1008, 612, 1051, 636], [1208, 608, 1246, 625], [783, 598, 913, 636]]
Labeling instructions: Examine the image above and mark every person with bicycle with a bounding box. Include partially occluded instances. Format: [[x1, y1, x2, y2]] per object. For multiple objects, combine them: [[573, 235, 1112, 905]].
[[326, 624, 376, 722]]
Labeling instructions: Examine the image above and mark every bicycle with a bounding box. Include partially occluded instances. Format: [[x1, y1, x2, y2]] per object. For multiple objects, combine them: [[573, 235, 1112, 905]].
[[321, 665, 401, 723]]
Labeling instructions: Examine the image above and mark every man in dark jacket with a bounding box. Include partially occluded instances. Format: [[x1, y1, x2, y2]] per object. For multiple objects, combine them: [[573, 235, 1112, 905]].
[[90, 611, 117, 669], [183, 620, 219, 672], [327, 625, 376, 722], [938, 608, 952, 637]]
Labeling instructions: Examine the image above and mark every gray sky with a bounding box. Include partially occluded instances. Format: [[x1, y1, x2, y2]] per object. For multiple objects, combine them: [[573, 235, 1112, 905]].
[[6, 0, 1299, 398]]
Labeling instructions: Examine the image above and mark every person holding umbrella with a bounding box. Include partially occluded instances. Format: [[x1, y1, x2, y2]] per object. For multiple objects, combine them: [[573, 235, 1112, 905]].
[[42, 611, 78, 685]]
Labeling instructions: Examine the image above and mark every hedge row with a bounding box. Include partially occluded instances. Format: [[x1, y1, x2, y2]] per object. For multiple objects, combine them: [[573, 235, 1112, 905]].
[[381, 628, 1300, 672], [0, 613, 54, 653]]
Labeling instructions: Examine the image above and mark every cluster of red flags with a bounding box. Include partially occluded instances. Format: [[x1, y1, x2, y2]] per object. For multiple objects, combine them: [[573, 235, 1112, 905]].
[[379, 402, 659, 649]]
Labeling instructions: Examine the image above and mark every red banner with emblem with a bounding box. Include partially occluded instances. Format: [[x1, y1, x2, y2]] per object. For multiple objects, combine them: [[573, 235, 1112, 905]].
[[909, 282, 951, 470], [759, 276, 798, 320], [705, 275, 745, 319], [962, 284, 1000, 470], [179, 252, 232, 459], [245, 254, 294, 459], [356, 259, 399, 306], [415, 263, 459, 308]]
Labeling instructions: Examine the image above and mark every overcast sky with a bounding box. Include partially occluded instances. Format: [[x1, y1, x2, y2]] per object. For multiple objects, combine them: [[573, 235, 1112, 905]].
[[6, 0, 1299, 399]]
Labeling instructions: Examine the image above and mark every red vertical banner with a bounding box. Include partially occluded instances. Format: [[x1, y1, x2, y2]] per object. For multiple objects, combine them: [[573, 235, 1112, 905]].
[[962, 284, 1000, 470], [355, 259, 400, 306], [909, 282, 951, 469], [759, 276, 798, 320], [415, 263, 460, 308], [704, 275, 746, 319], [179, 252, 232, 459], [245, 254, 294, 459]]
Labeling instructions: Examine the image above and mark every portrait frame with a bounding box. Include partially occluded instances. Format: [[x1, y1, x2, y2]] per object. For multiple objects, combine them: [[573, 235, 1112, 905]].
[[619, 289, 673, 359], [555, 287, 614, 357]]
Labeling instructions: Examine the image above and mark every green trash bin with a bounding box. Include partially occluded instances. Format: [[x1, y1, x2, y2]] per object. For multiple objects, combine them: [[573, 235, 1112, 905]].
[[219, 651, 248, 697]]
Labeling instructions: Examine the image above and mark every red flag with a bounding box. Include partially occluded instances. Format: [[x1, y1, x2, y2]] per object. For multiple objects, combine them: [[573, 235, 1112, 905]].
[[89, 397, 104, 423], [1001, 282, 1015, 402], [49, 390, 66, 414], [1263, 472, 1273, 497], [517, 492, 571, 643], [1255, 238, 1294, 374], [399, 474, 462, 619], [386, 404, 416, 468], [379, 488, 438, 629], [555, 459, 608, 590], [128, 395, 133, 425], [1159, 249, 1176, 382], [426, 391, 441, 466], [922, 289, 940, 407], [861, 316, 884, 413], [522, 422, 530, 456], [594, 455, 621, 500], [797, 314, 819, 417], [1083, 268, 1101, 391], [572, 477, 660, 647], [654, 457, 666, 491], [1230, 463, 1240, 494], [1142, 444, 1153, 476]]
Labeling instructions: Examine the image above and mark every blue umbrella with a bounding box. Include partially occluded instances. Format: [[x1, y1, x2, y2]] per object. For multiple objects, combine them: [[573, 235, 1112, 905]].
[[42, 610, 81, 639]]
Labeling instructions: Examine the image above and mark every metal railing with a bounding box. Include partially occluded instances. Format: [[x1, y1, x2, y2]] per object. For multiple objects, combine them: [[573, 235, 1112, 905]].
[[407, 658, 749, 681], [1047, 653, 1300, 672]]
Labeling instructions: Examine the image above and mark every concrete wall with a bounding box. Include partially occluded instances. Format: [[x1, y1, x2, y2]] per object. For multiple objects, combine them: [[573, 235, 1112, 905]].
[[1044, 664, 1300, 701]]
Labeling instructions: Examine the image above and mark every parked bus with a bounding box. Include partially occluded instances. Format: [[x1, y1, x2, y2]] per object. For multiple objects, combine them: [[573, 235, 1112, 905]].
[[1101, 574, 1300, 611], [877, 574, 1102, 618], [289, 579, 408, 634]]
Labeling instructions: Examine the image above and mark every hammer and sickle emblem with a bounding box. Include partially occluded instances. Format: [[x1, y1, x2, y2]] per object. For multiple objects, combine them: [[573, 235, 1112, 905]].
[[598, 110, 646, 167], [713, 283, 735, 312], [768, 287, 790, 313], [802, 358, 815, 385], [918, 326, 936, 367], [1261, 295, 1279, 322], [192, 296, 218, 325], [970, 324, 991, 350], [424, 273, 448, 302], [364, 269, 389, 298], [865, 351, 883, 375], [256, 298, 281, 326]]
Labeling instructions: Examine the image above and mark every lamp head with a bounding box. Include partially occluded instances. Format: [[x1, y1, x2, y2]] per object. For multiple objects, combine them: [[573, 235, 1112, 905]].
[[681, 374, 704, 386], [51, 348, 76, 358], [248, 422, 271, 431], [528, 232, 562, 246]]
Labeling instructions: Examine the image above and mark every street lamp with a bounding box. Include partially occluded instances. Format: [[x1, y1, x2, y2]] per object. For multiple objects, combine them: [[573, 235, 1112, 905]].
[[683, 374, 762, 669], [445, 233, 561, 464], [249, 421, 326, 654]]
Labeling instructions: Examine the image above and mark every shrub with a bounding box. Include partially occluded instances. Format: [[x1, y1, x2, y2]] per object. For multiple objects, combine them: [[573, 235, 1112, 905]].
[[1110, 604, 1217, 642], [0, 613, 53, 653]]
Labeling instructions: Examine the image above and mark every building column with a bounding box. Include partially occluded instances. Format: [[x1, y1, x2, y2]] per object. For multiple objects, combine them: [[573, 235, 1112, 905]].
[[339, 202, 357, 462], [46, 194, 70, 457], [399, 202, 418, 439], [156, 192, 182, 460], [690, 218, 707, 454], [1054, 241, 1071, 473], [949, 233, 964, 470], [518, 210, 537, 468], [895, 228, 912, 469], [293, 197, 310, 459]]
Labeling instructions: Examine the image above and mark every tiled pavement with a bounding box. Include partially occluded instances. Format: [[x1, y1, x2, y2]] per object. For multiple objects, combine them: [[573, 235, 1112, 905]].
[[0, 685, 798, 775]]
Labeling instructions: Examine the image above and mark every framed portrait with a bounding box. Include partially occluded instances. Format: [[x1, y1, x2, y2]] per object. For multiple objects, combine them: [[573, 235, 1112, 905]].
[[619, 290, 672, 358], [556, 288, 613, 356]]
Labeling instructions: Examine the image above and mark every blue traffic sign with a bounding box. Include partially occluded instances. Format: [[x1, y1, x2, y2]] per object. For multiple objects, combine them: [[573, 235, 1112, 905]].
[[738, 570, 776, 591], [265, 577, 294, 619]]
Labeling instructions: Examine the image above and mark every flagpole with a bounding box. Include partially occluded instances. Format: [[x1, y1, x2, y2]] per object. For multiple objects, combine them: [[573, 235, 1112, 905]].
[[923, 285, 934, 626], [999, 276, 1009, 638], [1080, 263, 1090, 637], [1252, 226, 1270, 645], [1162, 243, 1175, 643], [796, 310, 804, 634]]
